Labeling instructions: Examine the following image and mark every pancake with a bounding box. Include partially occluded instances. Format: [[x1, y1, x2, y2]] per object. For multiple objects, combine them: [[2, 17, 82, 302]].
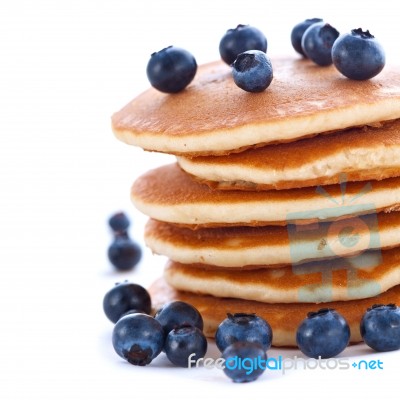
[[177, 119, 400, 190], [149, 277, 400, 347], [112, 58, 400, 156], [164, 247, 400, 304], [145, 212, 400, 268], [132, 163, 400, 227]]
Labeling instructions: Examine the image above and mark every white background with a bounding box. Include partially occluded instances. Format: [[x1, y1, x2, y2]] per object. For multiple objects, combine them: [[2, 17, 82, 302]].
[[1, 1, 399, 399]]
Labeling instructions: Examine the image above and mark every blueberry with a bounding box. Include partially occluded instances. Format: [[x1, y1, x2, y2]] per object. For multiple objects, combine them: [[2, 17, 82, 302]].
[[232, 50, 273, 93], [219, 24, 267, 65], [222, 342, 267, 383], [215, 313, 273, 352], [108, 212, 130, 233], [360, 303, 400, 352], [332, 28, 385, 80], [107, 236, 142, 271], [291, 18, 323, 57], [146, 46, 197, 93], [154, 301, 203, 335], [296, 308, 350, 358], [301, 22, 340, 66], [164, 326, 207, 368], [112, 313, 165, 366], [103, 281, 151, 323]]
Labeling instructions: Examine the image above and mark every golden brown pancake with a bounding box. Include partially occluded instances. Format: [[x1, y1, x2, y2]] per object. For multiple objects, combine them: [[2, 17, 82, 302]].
[[164, 247, 400, 303], [149, 277, 400, 347], [132, 163, 400, 227], [112, 58, 400, 156], [178, 119, 400, 190], [145, 212, 400, 268]]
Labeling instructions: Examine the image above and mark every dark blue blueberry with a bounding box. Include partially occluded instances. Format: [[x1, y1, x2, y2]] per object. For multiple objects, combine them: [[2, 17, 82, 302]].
[[232, 50, 273, 93], [165, 326, 207, 367], [146, 46, 197, 93], [332, 28, 385, 80], [215, 313, 273, 352], [112, 313, 165, 366], [103, 281, 151, 323], [108, 212, 130, 233], [296, 308, 350, 358], [301, 22, 340, 66], [154, 301, 203, 335], [291, 18, 323, 57], [360, 303, 400, 352], [222, 342, 267, 383], [219, 24, 267, 65], [107, 236, 142, 271]]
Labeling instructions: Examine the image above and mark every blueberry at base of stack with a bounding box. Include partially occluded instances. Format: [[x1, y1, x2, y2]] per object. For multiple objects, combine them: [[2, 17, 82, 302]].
[[148, 277, 400, 347]]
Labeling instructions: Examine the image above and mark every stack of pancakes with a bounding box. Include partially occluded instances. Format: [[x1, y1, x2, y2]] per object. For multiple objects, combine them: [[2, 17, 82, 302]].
[[112, 57, 400, 346]]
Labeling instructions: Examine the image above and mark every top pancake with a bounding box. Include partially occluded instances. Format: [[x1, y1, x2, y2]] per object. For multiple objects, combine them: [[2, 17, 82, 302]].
[[112, 58, 400, 156]]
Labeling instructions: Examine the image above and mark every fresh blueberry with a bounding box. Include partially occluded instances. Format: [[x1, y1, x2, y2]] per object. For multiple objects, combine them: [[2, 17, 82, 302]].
[[103, 281, 151, 323], [296, 308, 350, 358], [301, 22, 339, 66], [107, 236, 142, 271], [108, 212, 130, 233], [164, 326, 207, 367], [154, 301, 203, 335], [291, 18, 323, 57], [112, 313, 165, 366], [215, 313, 273, 352], [222, 342, 267, 383], [360, 303, 400, 352], [146, 46, 197, 93], [232, 50, 273, 92], [332, 28, 385, 80], [219, 24, 267, 65]]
